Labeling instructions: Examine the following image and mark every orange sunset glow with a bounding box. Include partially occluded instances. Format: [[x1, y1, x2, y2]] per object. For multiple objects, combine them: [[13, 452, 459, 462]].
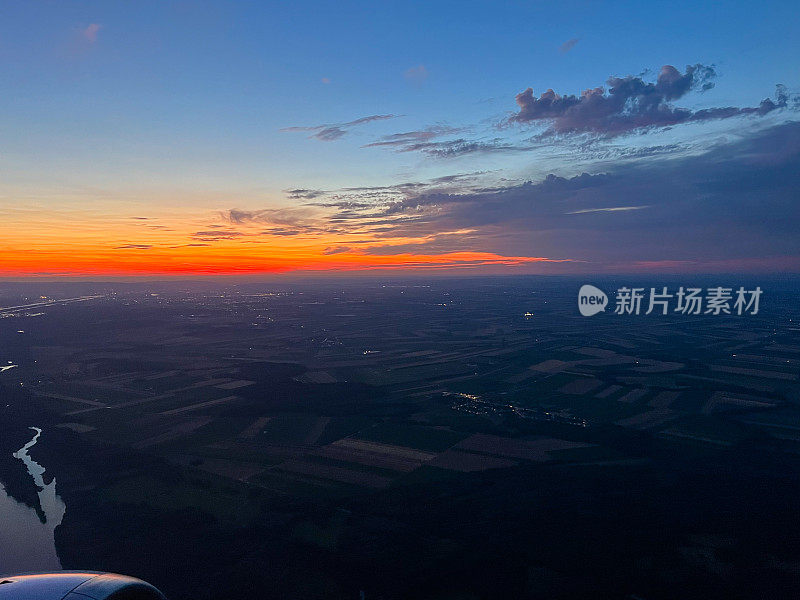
[[0, 213, 567, 276]]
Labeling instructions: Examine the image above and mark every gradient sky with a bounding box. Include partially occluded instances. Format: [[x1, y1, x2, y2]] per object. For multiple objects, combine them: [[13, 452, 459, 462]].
[[1, 1, 798, 276]]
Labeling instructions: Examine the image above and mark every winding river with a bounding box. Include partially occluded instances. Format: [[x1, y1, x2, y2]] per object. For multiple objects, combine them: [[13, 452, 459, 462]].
[[0, 427, 66, 575]]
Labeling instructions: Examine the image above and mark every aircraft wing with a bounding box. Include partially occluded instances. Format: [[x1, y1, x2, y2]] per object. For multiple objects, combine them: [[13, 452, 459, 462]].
[[0, 572, 166, 600]]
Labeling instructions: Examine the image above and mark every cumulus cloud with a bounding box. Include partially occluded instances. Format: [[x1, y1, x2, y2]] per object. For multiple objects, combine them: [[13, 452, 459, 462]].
[[510, 64, 794, 136], [281, 114, 397, 141]]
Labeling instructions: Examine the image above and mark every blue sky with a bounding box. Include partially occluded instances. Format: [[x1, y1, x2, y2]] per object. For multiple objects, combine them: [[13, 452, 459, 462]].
[[0, 1, 798, 275]]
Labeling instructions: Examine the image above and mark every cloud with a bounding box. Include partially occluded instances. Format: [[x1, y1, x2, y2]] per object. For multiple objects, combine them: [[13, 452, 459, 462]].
[[510, 64, 794, 136], [82, 23, 101, 43], [286, 188, 326, 200], [226, 207, 319, 227], [365, 127, 530, 156], [404, 65, 429, 85], [297, 171, 491, 208], [281, 114, 397, 141], [219, 124, 799, 271], [559, 38, 580, 54], [362, 126, 538, 157], [220, 207, 341, 238], [406, 138, 531, 157], [567, 205, 650, 214], [273, 122, 800, 270], [313, 127, 349, 141], [363, 126, 463, 150], [191, 230, 246, 242], [114, 244, 151, 250], [323, 246, 352, 255], [331, 252, 569, 270], [260, 228, 302, 236]]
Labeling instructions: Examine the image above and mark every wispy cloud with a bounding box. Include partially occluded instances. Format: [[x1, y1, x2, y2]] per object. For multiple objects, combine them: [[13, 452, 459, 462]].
[[115, 244, 151, 250], [323, 246, 352, 255], [237, 122, 800, 271], [82, 23, 101, 43], [404, 64, 429, 85], [404, 138, 531, 158], [191, 230, 246, 242], [559, 38, 580, 54], [364, 126, 530, 157], [286, 188, 326, 200], [363, 126, 463, 150], [260, 228, 302, 236], [567, 205, 650, 214], [281, 114, 397, 141]]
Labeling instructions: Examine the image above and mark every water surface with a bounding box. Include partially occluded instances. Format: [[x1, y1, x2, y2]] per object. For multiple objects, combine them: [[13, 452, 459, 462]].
[[0, 427, 66, 575]]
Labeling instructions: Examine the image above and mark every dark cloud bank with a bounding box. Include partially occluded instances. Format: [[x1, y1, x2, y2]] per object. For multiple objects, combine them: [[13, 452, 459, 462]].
[[272, 122, 799, 270]]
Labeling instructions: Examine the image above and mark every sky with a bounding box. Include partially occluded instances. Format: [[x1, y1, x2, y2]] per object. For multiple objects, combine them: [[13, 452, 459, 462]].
[[1, 0, 798, 277]]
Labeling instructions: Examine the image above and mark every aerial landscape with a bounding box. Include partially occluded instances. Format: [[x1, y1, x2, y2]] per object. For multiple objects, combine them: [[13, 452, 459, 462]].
[[2, 276, 800, 598], [1, 2, 799, 599]]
